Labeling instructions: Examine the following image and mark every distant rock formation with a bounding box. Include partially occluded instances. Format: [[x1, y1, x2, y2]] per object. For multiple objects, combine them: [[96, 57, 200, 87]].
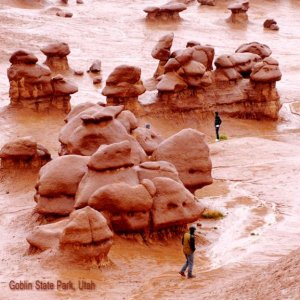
[[197, 0, 215, 6], [41, 42, 71, 72], [227, 1, 249, 23], [7, 50, 77, 112], [144, 3, 187, 21], [0, 136, 51, 169], [141, 36, 282, 120]]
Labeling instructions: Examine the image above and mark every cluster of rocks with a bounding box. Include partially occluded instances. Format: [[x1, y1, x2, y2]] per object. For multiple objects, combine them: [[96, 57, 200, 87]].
[[7, 46, 77, 112], [0, 136, 51, 169], [227, 1, 249, 23], [144, 3, 187, 21], [28, 103, 212, 262], [142, 35, 282, 120]]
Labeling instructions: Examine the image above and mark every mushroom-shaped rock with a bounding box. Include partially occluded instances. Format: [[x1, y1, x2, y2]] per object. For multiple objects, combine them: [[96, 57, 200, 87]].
[[250, 57, 282, 83], [235, 42, 272, 59], [152, 129, 212, 192], [102, 65, 146, 104], [144, 3, 187, 21], [151, 177, 204, 230], [132, 127, 163, 155], [0, 136, 51, 169], [60, 207, 113, 262], [87, 141, 134, 171], [9, 50, 38, 65], [89, 182, 153, 232], [263, 19, 279, 31], [227, 1, 249, 23], [26, 219, 69, 251], [134, 161, 181, 183], [41, 42, 71, 71]]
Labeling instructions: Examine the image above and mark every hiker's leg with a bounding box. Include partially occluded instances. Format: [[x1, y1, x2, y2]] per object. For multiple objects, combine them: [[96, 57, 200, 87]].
[[180, 255, 189, 273], [187, 253, 194, 277], [216, 126, 220, 140]]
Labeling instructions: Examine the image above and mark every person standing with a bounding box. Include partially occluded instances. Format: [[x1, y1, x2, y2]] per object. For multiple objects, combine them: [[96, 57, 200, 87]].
[[214, 112, 222, 141], [179, 226, 196, 279]]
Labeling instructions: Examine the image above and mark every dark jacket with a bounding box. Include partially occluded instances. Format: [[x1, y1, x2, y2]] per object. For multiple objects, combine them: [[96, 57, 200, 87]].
[[215, 114, 222, 126]]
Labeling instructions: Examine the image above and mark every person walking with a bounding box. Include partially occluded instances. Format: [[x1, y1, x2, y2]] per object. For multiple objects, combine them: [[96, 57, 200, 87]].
[[179, 226, 196, 279], [214, 112, 222, 141]]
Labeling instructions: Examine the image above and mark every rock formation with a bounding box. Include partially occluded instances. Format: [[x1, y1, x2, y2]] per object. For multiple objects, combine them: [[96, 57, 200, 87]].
[[7, 50, 78, 112], [27, 207, 113, 263], [32, 104, 209, 237], [235, 42, 272, 58], [197, 0, 215, 5], [227, 1, 249, 23], [263, 19, 279, 31], [141, 37, 282, 120], [152, 129, 212, 192], [152, 33, 174, 78], [102, 65, 146, 110], [144, 3, 187, 21], [0, 136, 51, 169], [41, 42, 71, 72]]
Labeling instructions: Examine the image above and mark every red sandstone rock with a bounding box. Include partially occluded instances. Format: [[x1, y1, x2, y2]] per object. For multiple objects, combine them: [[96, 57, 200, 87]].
[[144, 3, 187, 21], [151, 177, 204, 229], [102, 65, 146, 101], [263, 19, 279, 31], [87, 141, 134, 171], [236, 42, 272, 58], [197, 0, 215, 5], [41, 42, 70, 71], [227, 1, 249, 23], [75, 167, 139, 209], [250, 57, 282, 83], [116, 110, 138, 133], [132, 127, 163, 155], [89, 182, 153, 232], [0, 136, 51, 169], [26, 219, 69, 250], [157, 71, 188, 92], [9, 50, 38, 65], [60, 207, 113, 262], [152, 129, 212, 192], [56, 11, 73, 18], [89, 60, 101, 73], [134, 161, 181, 183], [152, 33, 174, 61]]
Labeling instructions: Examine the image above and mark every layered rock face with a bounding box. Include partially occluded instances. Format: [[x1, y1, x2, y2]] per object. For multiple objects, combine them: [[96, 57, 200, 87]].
[[41, 42, 71, 72], [227, 1, 249, 23], [102, 65, 146, 110], [0, 136, 51, 169], [144, 36, 282, 120], [7, 50, 77, 112], [144, 3, 187, 21]]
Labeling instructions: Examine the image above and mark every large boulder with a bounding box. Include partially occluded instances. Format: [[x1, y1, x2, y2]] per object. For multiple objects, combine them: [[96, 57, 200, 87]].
[[151, 177, 204, 230], [235, 42, 272, 58], [89, 182, 153, 232], [0, 136, 51, 169], [152, 129, 212, 192]]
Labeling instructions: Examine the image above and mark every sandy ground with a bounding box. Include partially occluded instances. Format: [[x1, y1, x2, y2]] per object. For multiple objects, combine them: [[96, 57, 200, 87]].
[[0, 0, 300, 299]]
